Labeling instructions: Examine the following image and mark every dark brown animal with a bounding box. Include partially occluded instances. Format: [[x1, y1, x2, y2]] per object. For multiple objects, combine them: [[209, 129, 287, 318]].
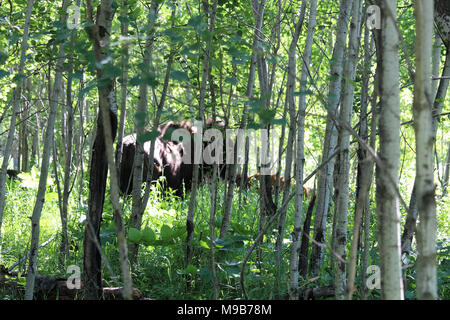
[[118, 119, 226, 197], [6, 169, 21, 180]]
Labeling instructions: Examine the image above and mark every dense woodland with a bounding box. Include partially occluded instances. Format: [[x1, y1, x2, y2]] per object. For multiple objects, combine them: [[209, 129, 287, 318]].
[[0, 0, 448, 300]]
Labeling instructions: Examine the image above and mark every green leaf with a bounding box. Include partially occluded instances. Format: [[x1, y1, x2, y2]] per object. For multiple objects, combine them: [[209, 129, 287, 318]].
[[134, 111, 148, 125], [162, 29, 183, 42], [170, 70, 189, 82], [145, 73, 159, 87], [0, 70, 10, 79], [69, 72, 83, 80], [171, 225, 187, 238], [271, 118, 287, 126], [160, 224, 172, 240], [199, 240, 210, 249], [248, 99, 263, 112], [141, 228, 156, 244], [79, 82, 96, 98], [45, 192, 58, 202], [227, 46, 245, 58], [225, 76, 238, 86], [129, 75, 144, 86], [187, 15, 205, 33], [128, 228, 142, 243], [0, 51, 8, 65], [185, 264, 197, 275], [118, 16, 130, 24], [258, 109, 276, 124], [293, 90, 313, 97], [137, 130, 159, 144]]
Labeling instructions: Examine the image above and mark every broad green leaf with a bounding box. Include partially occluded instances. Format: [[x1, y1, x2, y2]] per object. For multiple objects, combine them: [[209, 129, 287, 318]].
[[45, 192, 58, 202], [199, 240, 210, 249], [185, 264, 197, 275], [170, 70, 189, 82], [128, 228, 142, 243], [0, 70, 10, 79], [137, 130, 159, 143], [141, 228, 156, 244], [225, 76, 238, 86], [160, 224, 173, 240]]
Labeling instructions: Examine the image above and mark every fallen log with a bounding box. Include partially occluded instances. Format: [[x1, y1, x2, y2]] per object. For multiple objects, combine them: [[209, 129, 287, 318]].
[[299, 285, 335, 300], [0, 265, 148, 300], [281, 285, 335, 300]]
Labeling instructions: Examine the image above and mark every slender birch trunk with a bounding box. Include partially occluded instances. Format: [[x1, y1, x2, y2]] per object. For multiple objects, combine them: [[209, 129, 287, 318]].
[[332, 0, 363, 300], [297, 192, 317, 280], [60, 58, 74, 267], [376, 0, 404, 300], [273, 0, 306, 299], [442, 141, 450, 198], [0, 0, 35, 244], [24, 0, 67, 300], [309, 0, 353, 277], [401, 43, 450, 256], [78, 72, 86, 205], [209, 162, 219, 299], [362, 56, 379, 301], [115, 0, 130, 181], [288, 0, 317, 300], [432, 36, 442, 98], [347, 15, 374, 300], [413, 0, 437, 300]]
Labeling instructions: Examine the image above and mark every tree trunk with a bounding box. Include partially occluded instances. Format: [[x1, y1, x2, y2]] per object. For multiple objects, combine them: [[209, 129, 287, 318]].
[[332, 0, 363, 300], [25, 0, 68, 300], [413, 0, 438, 300], [441, 141, 450, 198], [115, 0, 130, 179], [401, 41, 450, 256], [309, 0, 353, 277], [375, 0, 404, 300], [60, 58, 74, 267], [274, 0, 306, 299], [347, 15, 375, 300], [83, 0, 121, 300], [298, 192, 317, 280]]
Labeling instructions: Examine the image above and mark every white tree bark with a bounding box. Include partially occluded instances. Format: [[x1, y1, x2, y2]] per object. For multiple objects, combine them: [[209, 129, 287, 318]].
[[309, 0, 353, 277], [289, 0, 318, 300], [442, 141, 450, 198], [413, 0, 437, 300], [115, 0, 130, 174], [273, 0, 306, 299], [347, 12, 374, 300], [432, 35, 442, 98], [24, 0, 67, 300], [376, 0, 404, 300], [332, 0, 363, 300]]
